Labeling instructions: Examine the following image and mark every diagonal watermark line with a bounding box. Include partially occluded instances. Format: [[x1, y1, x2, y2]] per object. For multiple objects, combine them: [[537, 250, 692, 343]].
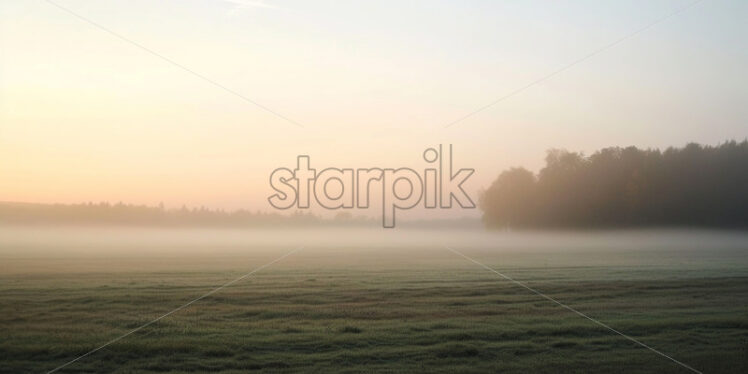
[[45, 245, 304, 374], [443, 0, 704, 129], [444, 245, 703, 374], [43, 0, 305, 128]]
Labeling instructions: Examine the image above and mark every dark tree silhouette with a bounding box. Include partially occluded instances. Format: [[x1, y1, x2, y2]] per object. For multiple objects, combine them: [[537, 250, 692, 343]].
[[481, 140, 748, 229], [480, 168, 536, 228]]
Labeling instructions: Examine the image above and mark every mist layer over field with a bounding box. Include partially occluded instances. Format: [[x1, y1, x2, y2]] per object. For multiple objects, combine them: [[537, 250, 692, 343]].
[[3, 226, 748, 261], [2, 227, 748, 276]]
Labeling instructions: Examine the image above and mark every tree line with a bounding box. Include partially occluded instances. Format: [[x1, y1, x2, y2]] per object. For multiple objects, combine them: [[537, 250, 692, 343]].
[[480, 140, 748, 229], [0, 202, 373, 227]]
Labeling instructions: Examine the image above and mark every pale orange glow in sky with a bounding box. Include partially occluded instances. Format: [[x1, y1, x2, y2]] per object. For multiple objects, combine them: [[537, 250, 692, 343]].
[[1, 0, 746, 217]]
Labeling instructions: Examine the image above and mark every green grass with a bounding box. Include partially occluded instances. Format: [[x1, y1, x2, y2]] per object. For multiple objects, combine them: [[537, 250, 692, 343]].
[[1, 243, 748, 373]]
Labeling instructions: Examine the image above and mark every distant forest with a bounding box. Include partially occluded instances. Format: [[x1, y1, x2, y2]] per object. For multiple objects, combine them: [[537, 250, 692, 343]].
[[4, 140, 746, 230], [481, 140, 748, 229], [0, 202, 479, 228], [0, 202, 372, 227]]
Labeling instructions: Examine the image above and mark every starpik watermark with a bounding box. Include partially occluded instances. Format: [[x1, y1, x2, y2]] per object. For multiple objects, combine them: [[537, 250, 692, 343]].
[[268, 145, 475, 227]]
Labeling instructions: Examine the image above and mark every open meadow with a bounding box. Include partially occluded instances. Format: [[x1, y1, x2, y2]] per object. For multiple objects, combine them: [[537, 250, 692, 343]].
[[1, 227, 747, 373]]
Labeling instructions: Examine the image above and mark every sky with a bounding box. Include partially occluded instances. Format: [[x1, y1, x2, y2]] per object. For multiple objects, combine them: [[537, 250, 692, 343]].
[[1, 0, 746, 218]]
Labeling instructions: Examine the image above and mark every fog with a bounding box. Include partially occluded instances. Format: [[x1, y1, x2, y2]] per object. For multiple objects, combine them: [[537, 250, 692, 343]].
[[1, 226, 747, 283], [2, 226, 748, 256]]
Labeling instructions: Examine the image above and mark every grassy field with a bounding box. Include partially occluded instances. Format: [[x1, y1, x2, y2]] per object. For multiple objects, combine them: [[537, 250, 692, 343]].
[[1, 229, 748, 373]]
